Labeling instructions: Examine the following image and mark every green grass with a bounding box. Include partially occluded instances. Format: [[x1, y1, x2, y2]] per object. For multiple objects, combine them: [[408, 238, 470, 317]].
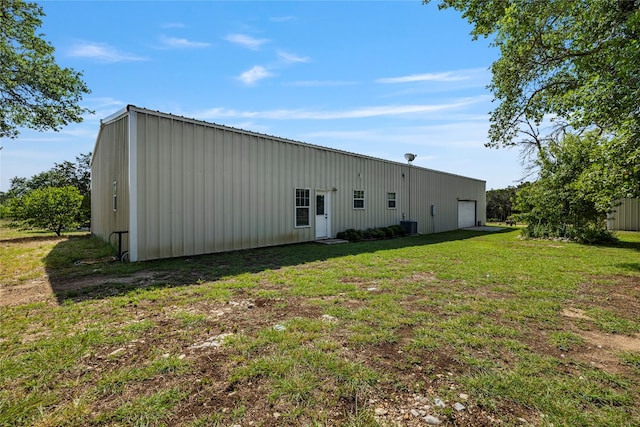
[[95, 388, 187, 426], [549, 331, 586, 351], [1, 225, 640, 426]]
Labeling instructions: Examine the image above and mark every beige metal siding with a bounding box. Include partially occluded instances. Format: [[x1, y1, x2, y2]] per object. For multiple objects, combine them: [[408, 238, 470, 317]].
[[135, 113, 325, 261], [90, 115, 130, 252], [93, 106, 486, 261], [407, 167, 486, 233], [607, 199, 640, 231]]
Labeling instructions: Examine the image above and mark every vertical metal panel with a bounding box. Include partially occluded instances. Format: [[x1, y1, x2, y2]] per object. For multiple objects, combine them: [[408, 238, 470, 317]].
[[128, 111, 139, 261], [185, 123, 194, 255], [91, 114, 130, 254], [157, 115, 172, 258], [254, 137, 264, 247], [138, 113, 155, 260], [203, 127, 215, 254], [193, 124, 206, 255], [607, 198, 640, 231]]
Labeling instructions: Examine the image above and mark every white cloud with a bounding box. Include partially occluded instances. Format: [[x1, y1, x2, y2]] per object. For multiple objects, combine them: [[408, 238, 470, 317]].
[[83, 97, 127, 121], [300, 130, 377, 140], [376, 68, 488, 84], [237, 66, 273, 85], [270, 16, 295, 22], [160, 36, 210, 49], [193, 98, 480, 120], [87, 97, 125, 109], [287, 80, 358, 87], [67, 41, 147, 63], [301, 121, 490, 150], [225, 33, 269, 50], [161, 22, 185, 29], [277, 50, 310, 63]]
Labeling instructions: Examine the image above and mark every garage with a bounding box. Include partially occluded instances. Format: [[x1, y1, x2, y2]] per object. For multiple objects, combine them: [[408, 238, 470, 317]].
[[458, 200, 476, 229]]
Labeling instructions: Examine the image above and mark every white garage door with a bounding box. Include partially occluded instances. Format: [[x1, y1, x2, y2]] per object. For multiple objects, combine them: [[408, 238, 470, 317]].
[[458, 201, 476, 228]]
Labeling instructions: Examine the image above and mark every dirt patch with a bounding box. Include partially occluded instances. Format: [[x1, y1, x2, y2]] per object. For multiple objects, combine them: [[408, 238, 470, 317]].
[[1, 279, 56, 307], [558, 273, 640, 374], [560, 307, 593, 320], [574, 274, 640, 318], [578, 330, 640, 352], [564, 329, 640, 375]]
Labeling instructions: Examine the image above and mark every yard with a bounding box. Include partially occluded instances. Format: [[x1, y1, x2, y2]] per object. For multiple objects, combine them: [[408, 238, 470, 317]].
[[1, 224, 639, 426]]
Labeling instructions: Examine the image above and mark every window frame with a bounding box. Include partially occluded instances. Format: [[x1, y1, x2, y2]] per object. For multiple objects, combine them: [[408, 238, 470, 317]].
[[353, 189, 365, 210], [294, 188, 311, 228], [112, 181, 118, 212], [387, 192, 397, 209]]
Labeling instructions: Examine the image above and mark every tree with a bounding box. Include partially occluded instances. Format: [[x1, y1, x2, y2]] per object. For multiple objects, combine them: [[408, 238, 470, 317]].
[[1, 0, 91, 139], [486, 186, 519, 222], [3, 186, 83, 236], [513, 131, 615, 243], [425, 0, 640, 201], [2, 152, 92, 225]]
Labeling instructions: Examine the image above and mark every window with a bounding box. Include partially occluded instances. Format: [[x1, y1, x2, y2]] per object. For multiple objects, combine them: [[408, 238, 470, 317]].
[[295, 189, 310, 227], [387, 192, 396, 209], [353, 190, 365, 209], [112, 181, 118, 212]]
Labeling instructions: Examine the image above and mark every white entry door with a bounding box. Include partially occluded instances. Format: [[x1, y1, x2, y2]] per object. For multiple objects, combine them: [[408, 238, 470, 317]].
[[315, 191, 330, 239]]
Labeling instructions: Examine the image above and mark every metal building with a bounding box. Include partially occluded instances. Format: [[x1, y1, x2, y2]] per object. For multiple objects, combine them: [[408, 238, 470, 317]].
[[607, 198, 640, 231], [91, 105, 486, 262]]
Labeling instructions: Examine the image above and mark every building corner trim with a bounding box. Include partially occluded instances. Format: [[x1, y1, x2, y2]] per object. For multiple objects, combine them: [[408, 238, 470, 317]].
[[128, 111, 138, 262]]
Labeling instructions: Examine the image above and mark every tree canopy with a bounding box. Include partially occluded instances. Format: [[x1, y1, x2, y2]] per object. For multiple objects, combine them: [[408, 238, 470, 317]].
[[426, 0, 640, 201], [514, 131, 615, 243], [486, 185, 520, 222], [0, 0, 91, 139], [2, 152, 92, 225], [3, 185, 83, 236]]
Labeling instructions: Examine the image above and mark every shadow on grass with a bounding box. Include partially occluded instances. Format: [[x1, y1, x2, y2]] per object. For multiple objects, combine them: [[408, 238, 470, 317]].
[[616, 263, 640, 272], [42, 227, 514, 304], [612, 239, 640, 253], [0, 234, 67, 244]]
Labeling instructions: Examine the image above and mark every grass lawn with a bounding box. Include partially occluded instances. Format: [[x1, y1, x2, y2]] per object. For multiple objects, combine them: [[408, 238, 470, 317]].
[[1, 224, 639, 426]]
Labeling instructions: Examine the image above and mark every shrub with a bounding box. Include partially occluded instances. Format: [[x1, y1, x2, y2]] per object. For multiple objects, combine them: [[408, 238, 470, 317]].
[[381, 227, 394, 238], [521, 222, 616, 244], [370, 228, 385, 239], [389, 224, 406, 236], [342, 229, 363, 242], [338, 224, 408, 242]]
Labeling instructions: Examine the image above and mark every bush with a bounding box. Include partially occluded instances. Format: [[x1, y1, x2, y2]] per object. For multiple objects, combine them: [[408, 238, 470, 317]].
[[389, 225, 406, 236], [381, 227, 394, 238], [566, 225, 617, 244], [369, 228, 385, 239], [341, 228, 363, 242], [338, 224, 408, 242], [521, 222, 617, 244]]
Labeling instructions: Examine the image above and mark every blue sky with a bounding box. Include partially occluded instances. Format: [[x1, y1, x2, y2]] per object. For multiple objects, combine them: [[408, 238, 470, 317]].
[[1, 0, 526, 192]]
